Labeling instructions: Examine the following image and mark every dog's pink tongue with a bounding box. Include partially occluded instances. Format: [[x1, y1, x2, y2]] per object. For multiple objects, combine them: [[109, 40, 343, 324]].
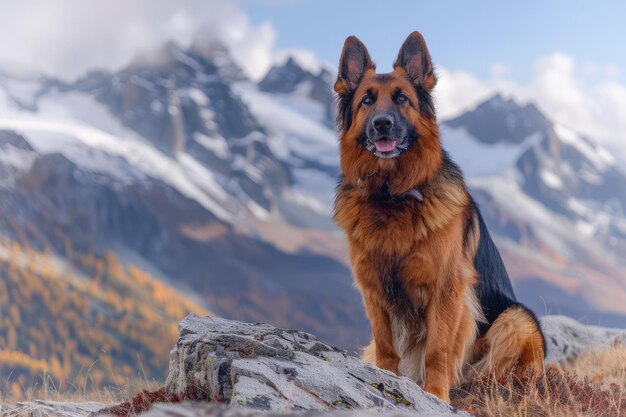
[[374, 139, 397, 152]]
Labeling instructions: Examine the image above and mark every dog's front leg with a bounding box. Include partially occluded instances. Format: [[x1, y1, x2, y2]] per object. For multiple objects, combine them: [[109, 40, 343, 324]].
[[422, 287, 464, 403], [362, 289, 400, 374], [354, 261, 400, 374]]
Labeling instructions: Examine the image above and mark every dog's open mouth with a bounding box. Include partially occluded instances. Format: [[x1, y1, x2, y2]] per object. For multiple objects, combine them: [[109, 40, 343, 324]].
[[373, 139, 397, 153]]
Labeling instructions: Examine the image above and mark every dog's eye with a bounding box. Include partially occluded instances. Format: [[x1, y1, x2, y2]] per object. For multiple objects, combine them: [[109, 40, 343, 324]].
[[361, 96, 373, 106], [396, 93, 409, 104]]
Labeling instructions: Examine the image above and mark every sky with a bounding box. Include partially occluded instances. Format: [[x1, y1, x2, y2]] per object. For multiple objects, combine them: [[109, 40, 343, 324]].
[[0, 0, 625, 158], [239, 0, 626, 84]]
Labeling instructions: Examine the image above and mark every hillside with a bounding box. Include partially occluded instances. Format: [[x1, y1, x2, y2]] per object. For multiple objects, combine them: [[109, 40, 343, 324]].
[[0, 237, 207, 399]]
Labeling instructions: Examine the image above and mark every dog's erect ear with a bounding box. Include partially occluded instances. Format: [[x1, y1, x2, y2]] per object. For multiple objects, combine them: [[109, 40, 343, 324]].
[[334, 36, 375, 95], [394, 31, 436, 91]]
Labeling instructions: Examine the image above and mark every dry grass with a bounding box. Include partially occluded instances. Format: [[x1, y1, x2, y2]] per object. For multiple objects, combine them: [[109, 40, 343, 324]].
[[451, 347, 626, 417], [568, 347, 626, 390], [1, 375, 161, 405]]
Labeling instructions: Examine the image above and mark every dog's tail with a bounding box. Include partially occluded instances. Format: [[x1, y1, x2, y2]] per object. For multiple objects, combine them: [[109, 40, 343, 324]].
[[469, 304, 545, 379]]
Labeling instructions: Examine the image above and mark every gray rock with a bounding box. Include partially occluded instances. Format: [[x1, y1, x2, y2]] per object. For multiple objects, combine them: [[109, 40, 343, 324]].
[[165, 315, 468, 415], [0, 401, 104, 417], [541, 315, 626, 363], [141, 401, 461, 417]]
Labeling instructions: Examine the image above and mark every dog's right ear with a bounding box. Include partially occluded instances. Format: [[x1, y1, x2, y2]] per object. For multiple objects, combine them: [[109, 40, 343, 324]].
[[334, 36, 375, 95], [394, 31, 436, 91]]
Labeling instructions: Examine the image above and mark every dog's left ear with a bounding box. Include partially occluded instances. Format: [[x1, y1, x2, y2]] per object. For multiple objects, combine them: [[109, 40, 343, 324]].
[[394, 31, 437, 91]]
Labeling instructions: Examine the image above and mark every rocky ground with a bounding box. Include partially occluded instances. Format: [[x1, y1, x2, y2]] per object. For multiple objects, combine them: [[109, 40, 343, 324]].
[[2, 314, 626, 417]]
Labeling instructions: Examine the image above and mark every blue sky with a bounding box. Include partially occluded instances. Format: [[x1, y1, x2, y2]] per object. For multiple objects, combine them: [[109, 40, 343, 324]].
[[238, 0, 625, 84]]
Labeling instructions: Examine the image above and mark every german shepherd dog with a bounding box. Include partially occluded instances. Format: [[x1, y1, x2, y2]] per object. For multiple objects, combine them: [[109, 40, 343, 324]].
[[333, 32, 545, 402]]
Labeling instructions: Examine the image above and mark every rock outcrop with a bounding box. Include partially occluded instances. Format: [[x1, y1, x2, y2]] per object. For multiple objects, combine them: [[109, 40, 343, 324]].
[[165, 315, 468, 415], [0, 401, 104, 417], [140, 401, 457, 417], [541, 315, 626, 363]]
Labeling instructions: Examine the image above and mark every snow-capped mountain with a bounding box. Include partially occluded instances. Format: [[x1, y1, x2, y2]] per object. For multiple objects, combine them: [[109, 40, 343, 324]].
[[442, 95, 626, 327], [1, 42, 625, 354], [258, 56, 336, 126]]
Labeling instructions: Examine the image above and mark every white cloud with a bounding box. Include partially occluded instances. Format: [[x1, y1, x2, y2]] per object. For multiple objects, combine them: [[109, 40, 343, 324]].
[[435, 53, 626, 160], [581, 62, 621, 79], [0, 0, 276, 81], [193, 7, 277, 81], [491, 64, 512, 79], [435, 67, 495, 119]]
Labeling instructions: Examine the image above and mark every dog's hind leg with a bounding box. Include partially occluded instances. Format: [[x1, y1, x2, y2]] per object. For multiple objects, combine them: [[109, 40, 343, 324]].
[[470, 304, 545, 379]]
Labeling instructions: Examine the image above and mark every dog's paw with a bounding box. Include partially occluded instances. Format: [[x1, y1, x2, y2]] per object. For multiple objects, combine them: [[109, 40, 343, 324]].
[[424, 385, 450, 403]]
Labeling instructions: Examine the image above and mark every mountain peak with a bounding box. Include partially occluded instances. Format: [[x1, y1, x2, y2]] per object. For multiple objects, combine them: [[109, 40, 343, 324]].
[[257, 53, 336, 123], [483, 93, 545, 116], [258, 51, 335, 92], [274, 50, 330, 75], [283, 56, 304, 70], [128, 41, 186, 68], [484, 93, 506, 106], [445, 94, 552, 145], [258, 57, 313, 94], [190, 40, 246, 82], [125, 40, 245, 83]]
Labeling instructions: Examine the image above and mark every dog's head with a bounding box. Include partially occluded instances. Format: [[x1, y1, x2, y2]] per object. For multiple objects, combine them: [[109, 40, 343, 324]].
[[334, 32, 442, 193]]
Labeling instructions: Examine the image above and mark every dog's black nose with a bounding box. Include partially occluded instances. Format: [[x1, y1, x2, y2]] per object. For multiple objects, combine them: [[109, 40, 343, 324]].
[[372, 114, 394, 132]]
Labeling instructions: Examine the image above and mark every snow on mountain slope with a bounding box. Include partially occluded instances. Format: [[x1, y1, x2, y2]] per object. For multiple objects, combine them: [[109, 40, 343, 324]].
[[258, 56, 336, 125], [233, 82, 337, 166], [0, 61, 337, 227], [232, 81, 338, 213], [0, 91, 235, 223], [65, 44, 340, 230], [444, 95, 626, 225], [469, 175, 622, 274], [554, 124, 616, 170], [0, 73, 42, 110], [441, 125, 541, 177], [442, 114, 626, 267], [0, 47, 343, 231]]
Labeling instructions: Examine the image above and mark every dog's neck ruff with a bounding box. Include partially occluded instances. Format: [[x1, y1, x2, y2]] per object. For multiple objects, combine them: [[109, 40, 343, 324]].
[[357, 172, 424, 202]]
